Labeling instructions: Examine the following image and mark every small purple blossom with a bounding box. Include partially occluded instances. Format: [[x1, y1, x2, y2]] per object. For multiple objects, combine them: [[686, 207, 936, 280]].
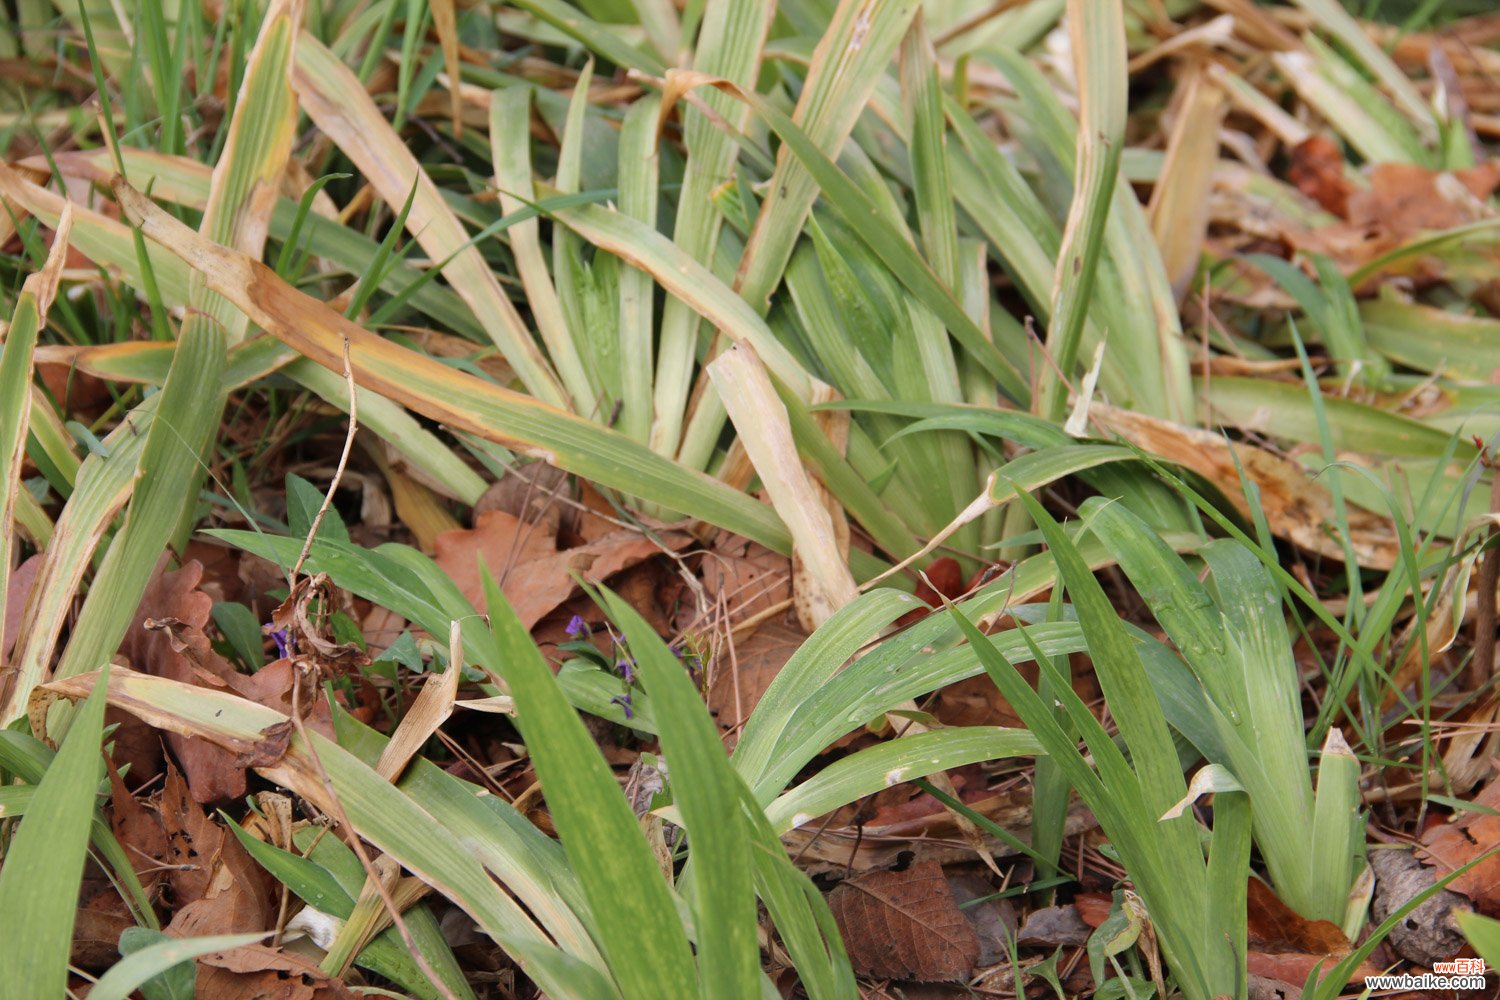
[[671, 639, 702, 675], [268, 627, 292, 659], [565, 615, 591, 641], [615, 658, 635, 683], [610, 693, 634, 719]]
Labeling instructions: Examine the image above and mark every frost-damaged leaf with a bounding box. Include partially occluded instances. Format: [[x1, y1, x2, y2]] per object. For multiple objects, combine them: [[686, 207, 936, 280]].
[[1089, 402, 1401, 568], [710, 344, 857, 628], [827, 860, 980, 982], [47, 0, 303, 706], [0, 203, 70, 676], [0, 162, 192, 306], [1036, 0, 1127, 421], [110, 178, 794, 557]]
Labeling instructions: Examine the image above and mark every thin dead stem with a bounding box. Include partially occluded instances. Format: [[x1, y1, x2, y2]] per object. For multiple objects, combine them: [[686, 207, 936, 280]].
[[290, 337, 357, 586]]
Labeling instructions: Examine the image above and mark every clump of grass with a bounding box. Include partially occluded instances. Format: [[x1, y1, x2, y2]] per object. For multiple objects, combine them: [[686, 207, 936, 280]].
[[3, 0, 1500, 996]]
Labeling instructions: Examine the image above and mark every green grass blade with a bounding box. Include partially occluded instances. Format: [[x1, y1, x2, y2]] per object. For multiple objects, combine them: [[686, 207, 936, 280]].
[[547, 194, 813, 400], [1290, 0, 1435, 143], [614, 94, 660, 445], [599, 587, 760, 1000], [734, 0, 918, 313], [764, 727, 1041, 833], [491, 86, 595, 412], [649, 0, 774, 457], [713, 84, 1028, 402], [0, 664, 111, 997], [89, 932, 269, 1000], [54, 666, 603, 996], [508, 0, 666, 73], [482, 572, 697, 1000], [293, 34, 567, 404], [1309, 729, 1364, 930], [1035, 0, 1125, 421], [739, 784, 857, 999], [1, 398, 149, 723], [732, 590, 918, 796]]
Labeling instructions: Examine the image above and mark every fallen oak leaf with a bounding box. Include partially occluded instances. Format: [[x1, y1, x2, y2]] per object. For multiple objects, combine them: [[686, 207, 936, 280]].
[[195, 943, 359, 999], [1246, 876, 1351, 955], [1242, 877, 1382, 987], [706, 618, 806, 737], [104, 559, 341, 803], [434, 508, 691, 629], [696, 532, 791, 627], [1347, 161, 1500, 244], [2, 553, 40, 661], [1287, 135, 1354, 218], [156, 763, 278, 938], [827, 860, 980, 982], [1418, 776, 1500, 916]]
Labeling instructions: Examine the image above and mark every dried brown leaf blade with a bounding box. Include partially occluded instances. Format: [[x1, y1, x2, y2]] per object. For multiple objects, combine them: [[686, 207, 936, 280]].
[[108, 178, 794, 558]]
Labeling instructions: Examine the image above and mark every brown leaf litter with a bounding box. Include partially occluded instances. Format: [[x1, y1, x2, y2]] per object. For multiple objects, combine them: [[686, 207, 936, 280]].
[[827, 860, 981, 983], [433, 507, 691, 630], [112, 558, 340, 803]]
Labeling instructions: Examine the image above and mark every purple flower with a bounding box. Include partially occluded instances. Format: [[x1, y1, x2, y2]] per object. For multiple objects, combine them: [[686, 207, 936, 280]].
[[610, 693, 634, 719], [565, 615, 590, 641], [268, 627, 293, 659], [615, 658, 635, 683], [671, 639, 701, 675]]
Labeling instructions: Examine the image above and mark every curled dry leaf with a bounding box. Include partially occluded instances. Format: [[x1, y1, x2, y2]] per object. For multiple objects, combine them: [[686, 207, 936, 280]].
[[827, 860, 980, 982], [1243, 876, 1382, 987], [1090, 402, 1401, 568], [158, 764, 278, 938], [195, 943, 359, 999], [112, 558, 337, 803], [266, 574, 369, 678]]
